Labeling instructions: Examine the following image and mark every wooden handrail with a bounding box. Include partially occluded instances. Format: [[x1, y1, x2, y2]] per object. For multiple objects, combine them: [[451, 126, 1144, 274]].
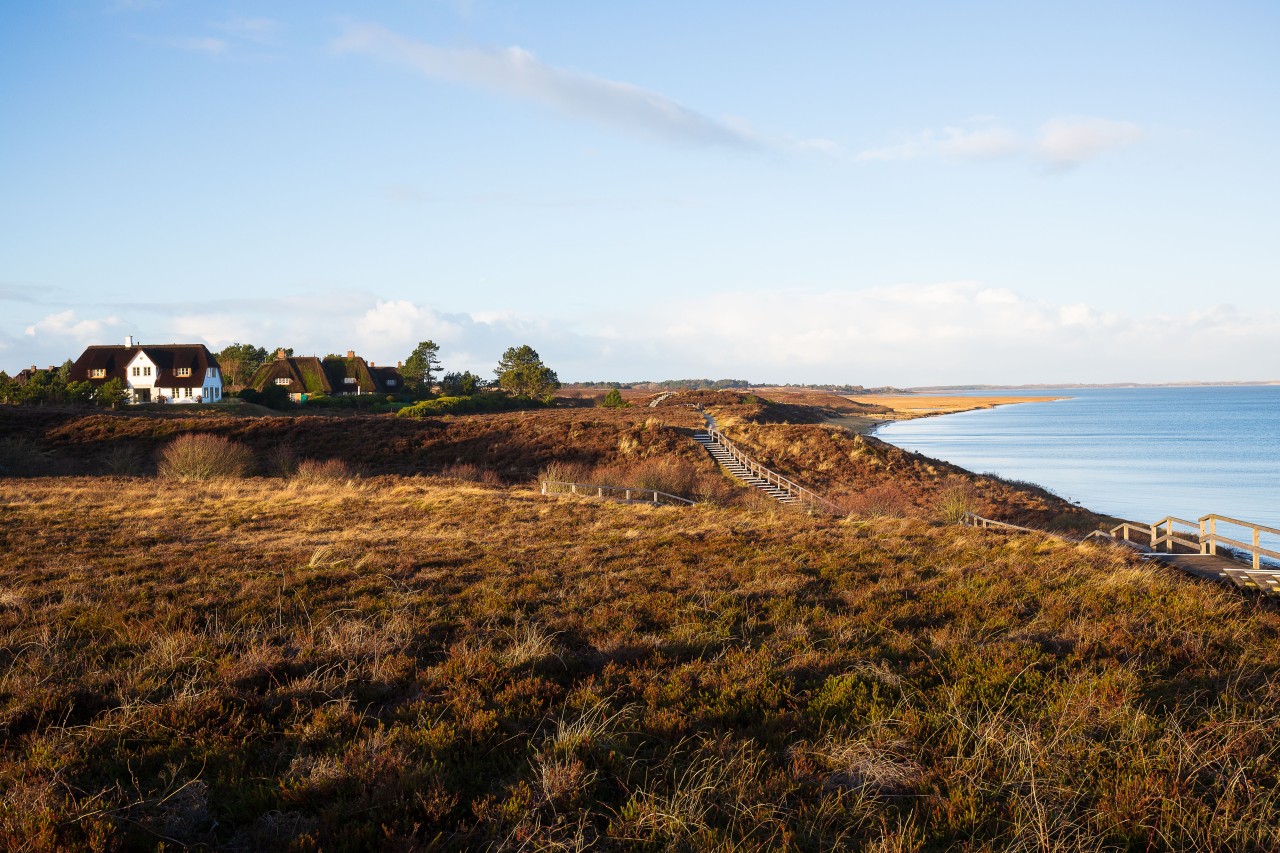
[[541, 480, 695, 506], [705, 426, 842, 513], [1109, 513, 1280, 571], [961, 512, 1078, 542]]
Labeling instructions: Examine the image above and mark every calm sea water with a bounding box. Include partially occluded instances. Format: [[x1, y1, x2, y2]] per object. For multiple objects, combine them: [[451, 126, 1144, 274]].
[[875, 386, 1280, 538]]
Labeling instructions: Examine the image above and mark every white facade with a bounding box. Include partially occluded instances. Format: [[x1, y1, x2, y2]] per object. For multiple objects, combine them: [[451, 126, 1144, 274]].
[[122, 350, 223, 404]]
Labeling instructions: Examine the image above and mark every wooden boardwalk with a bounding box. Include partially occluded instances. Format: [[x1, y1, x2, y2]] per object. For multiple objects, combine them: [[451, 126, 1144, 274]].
[[966, 512, 1280, 596]]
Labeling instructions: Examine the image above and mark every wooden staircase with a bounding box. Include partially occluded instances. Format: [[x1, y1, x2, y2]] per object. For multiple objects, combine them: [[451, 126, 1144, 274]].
[[691, 408, 840, 512], [694, 431, 799, 504]]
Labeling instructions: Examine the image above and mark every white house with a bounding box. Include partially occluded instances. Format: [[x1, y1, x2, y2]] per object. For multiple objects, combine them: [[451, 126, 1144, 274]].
[[70, 336, 224, 404]]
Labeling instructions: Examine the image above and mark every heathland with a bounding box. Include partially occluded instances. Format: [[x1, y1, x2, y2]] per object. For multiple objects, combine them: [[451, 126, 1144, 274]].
[[1, 391, 1278, 850]]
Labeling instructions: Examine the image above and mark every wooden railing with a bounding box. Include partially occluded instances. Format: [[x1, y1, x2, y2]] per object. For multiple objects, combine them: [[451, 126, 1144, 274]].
[[705, 426, 842, 514], [1200, 515, 1280, 570], [1110, 514, 1280, 570], [541, 480, 695, 507], [961, 512, 1078, 542]]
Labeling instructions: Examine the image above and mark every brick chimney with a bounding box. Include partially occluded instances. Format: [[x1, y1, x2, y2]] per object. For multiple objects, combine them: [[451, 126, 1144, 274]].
[[397, 361, 402, 368], [276, 348, 287, 360], [346, 350, 355, 359]]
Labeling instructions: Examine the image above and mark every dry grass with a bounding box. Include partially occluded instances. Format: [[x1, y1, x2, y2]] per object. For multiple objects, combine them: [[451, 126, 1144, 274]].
[[1, 474, 1279, 849]]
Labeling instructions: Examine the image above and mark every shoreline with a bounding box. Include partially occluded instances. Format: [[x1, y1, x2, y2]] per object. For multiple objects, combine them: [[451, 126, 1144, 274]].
[[824, 394, 1066, 437]]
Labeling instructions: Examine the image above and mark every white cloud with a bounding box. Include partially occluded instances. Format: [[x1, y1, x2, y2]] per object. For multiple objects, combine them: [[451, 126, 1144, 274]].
[[1035, 116, 1143, 170], [24, 310, 122, 340], [6, 289, 1274, 385], [333, 23, 829, 152], [607, 283, 1276, 385], [859, 116, 1142, 171], [859, 125, 1024, 162]]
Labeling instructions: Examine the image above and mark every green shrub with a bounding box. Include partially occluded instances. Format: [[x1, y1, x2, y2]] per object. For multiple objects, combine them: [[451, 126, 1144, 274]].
[[157, 434, 253, 481], [397, 392, 538, 418], [601, 388, 628, 408]]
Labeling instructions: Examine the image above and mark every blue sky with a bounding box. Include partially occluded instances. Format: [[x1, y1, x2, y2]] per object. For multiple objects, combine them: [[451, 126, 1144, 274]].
[[2, 1, 1277, 384]]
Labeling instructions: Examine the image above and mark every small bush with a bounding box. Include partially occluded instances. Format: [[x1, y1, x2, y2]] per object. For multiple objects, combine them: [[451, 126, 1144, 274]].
[[0, 437, 51, 477], [99, 444, 145, 477], [622, 457, 697, 498], [936, 478, 975, 524], [538, 461, 592, 487], [601, 388, 628, 409], [264, 445, 298, 478], [157, 434, 252, 481], [442, 462, 502, 485], [290, 458, 354, 484]]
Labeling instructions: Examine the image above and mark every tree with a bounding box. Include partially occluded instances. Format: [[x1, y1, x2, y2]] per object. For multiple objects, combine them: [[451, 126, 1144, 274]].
[[216, 343, 271, 388], [94, 378, 128, 409], [404, 341, 442, 394], [440, 370, 484, 397], [602, 387, 627, 408], [494, 345, 560, 401]]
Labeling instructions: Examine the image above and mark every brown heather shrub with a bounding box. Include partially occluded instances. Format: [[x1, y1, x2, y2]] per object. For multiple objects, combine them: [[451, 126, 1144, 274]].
[[264, 444, 298, 477], [97, 443, 145, 476], [0, 437, 53, 477], [442, 462, 502, 485], [621, 457, 697, 497], [839, 481, 916, 519], [3, 477, 1280, 849], [538, 460, 592, 486], [156, 433, 252, 481], [290, 458, 354, 484]]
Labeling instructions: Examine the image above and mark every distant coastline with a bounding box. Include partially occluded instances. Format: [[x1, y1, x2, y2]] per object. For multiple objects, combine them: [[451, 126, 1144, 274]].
[[909, 380, 1279, 391]]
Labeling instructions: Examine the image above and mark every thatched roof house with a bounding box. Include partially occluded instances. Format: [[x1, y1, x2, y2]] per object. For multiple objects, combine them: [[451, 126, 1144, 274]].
[[248, 350, 404, 400]]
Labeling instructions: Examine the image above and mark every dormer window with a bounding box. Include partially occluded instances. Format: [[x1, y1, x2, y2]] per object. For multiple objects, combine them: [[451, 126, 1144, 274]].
[[386, 379, 397, 387], [275, 377, 291, 386], [343, 377, 356, 385], [90, 369, 106, 379], [175, 367, 191, 377]]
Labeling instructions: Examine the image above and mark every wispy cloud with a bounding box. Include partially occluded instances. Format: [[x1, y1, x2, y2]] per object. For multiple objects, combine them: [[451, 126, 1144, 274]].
[[24, 310, 122, 341], [1035, 116, 1143, 170], [333, 23, 834, 153], [859, 116, 1142, 171]]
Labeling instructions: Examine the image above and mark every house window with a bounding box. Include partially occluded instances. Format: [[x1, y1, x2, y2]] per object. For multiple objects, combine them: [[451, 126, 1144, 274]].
[[275, 377, 291, 386], [90, 369, 106, 378], [184, 387, 192, 398], [343, 377, 356, 384], [210, 367, 219, 377], [142, 366, 151, 376], [176, 368, 191, 377], [132, 366, 140, 377], [386, 379, 397, 387]]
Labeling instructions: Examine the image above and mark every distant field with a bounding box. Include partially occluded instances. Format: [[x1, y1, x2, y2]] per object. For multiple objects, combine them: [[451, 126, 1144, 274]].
[[844, 394, 1063, 416]]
